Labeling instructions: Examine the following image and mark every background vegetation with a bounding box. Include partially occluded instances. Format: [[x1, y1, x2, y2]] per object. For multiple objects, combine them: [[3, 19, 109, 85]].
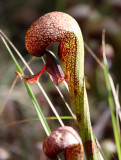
[[0, 0, 121, 159]]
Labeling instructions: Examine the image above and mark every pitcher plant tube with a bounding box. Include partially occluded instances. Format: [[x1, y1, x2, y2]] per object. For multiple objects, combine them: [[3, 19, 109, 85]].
[[16, 12, 102, 160]]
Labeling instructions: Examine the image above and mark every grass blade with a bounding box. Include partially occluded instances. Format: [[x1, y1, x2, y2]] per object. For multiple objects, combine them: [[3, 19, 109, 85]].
[[6, 116, 75, 127], [0, 34, 51, 136], [102, 30, 121, 160], [0, 29, 64, 127], [85, 41, 121, 124]]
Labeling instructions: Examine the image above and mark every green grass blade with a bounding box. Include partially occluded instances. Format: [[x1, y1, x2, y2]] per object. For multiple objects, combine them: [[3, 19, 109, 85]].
[[102, 31, 121, 160], [0, 35, 51, 136], [6, 116, 75, 127], [46, 116, 75, 120], [0, 30, 64, 127]]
